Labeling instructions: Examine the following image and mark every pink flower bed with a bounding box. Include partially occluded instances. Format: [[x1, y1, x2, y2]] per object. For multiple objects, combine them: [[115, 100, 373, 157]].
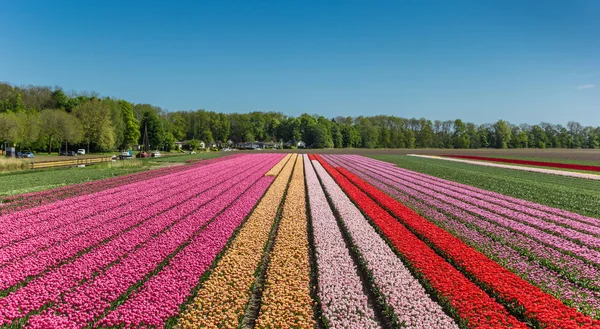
[[0, 155, 264, 291], [303, 155, 379, 328], [312, 159, 458, 328], [0, 154, 243, 215], [97, 176, 274, 328], [0, 154, 281, 326]]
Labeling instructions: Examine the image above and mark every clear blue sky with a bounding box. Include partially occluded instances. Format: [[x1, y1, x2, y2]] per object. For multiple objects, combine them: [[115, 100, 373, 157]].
[[1, 0, 599, 125]]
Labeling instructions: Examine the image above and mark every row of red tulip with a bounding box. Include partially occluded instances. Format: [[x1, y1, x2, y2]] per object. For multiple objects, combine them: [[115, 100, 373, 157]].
[[441, 154, 600, 172], [320, 154, 600, 328], [314, 155, 526, 328]]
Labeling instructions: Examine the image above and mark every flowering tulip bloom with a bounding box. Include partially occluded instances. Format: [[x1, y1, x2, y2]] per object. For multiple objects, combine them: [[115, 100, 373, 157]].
[[331, 154, 600, 316], [255, 155, 315, 329], [0, 155, 280, 327], [312, 158, 460, 328], [304, 155, 380, 329], [320, 154, 600, 328], [178, 154, 295, 329]]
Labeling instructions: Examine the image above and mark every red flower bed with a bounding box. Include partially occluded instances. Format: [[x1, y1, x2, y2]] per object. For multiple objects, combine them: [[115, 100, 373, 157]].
[[313, 155, 525, 328], [322, 156, 600, 329], [441, 155, 600, 172]]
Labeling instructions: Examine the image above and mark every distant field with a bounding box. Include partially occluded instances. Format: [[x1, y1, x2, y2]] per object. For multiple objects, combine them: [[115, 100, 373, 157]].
[[149, 152, 230, 163], [0, 165, 149, 197], [444, 154, 600, 166], [263, 148, 600, 161], [371, 154, 600, 219], [1, 148, 597, 199]]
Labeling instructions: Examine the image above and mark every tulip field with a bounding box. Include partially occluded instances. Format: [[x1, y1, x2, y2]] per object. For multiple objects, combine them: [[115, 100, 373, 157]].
[[1, 153, 600, 328]]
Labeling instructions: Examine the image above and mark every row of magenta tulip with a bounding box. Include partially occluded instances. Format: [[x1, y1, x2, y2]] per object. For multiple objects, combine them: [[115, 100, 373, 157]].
[[321, 154, 600, 328], [0, 154, 243, 215], [334, 155, 600, 317], [0, 155, 269, 292], [0, 155, 246, 234], [0, 154, 282, 327], [0, 155, 255, 267], [336, 155, 600, 293], [96, 176, 275, 328], [177, 154, 295, 329], [314, 155, 525, 328]]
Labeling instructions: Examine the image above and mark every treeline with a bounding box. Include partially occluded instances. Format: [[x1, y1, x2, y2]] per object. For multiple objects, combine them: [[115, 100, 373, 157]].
[[1, 82, 599, 153]]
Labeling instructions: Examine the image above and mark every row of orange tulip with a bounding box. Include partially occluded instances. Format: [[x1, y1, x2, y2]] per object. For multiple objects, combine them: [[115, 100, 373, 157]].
[[265, 153, 293, 176], [178, 154, 295, 329], [255, 155, 316, 329]]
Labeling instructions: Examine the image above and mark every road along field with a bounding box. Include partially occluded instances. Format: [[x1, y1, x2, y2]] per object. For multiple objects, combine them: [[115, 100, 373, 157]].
[[0, 153, 599, 328]]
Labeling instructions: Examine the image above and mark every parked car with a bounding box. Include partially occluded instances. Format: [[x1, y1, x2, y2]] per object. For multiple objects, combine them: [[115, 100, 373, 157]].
[[222, 148, 231, 152], [189, 151, 196, 154], [60, 150, 77, 156], [136, 151, 151, 158], [151, 151, 162, 158], [119, 151, 133, 160], [77, 149, 86, 155], [22, 152, 34, 158]]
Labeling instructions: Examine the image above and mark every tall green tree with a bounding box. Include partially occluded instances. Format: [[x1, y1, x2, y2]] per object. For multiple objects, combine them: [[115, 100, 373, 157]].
[[531, 125, 550, 148], [15, 112, 41, 150], [0, 112, 20, 144], [139, 110, 165, 150], [331, 122, 344, 148], [39, 110, 81, 153], [452, 119, 470, 148], [51, 89, 69, 111], [72, 99, 116, 152], [493, 120, 512, 149], [119, 100, 140, 150]]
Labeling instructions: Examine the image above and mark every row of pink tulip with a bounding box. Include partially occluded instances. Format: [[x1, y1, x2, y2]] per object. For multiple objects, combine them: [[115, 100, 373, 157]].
[[303, 155, 379, 328], [312, 159, 458, 328], [0, 155, 267, 291], [0, 155, 280, 326], [0, 155, 243, 216], [0, 155, 255, 264], [24, 156, 280, 329], [98, 176, 275, 328], [0, 155, 247, 236]]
